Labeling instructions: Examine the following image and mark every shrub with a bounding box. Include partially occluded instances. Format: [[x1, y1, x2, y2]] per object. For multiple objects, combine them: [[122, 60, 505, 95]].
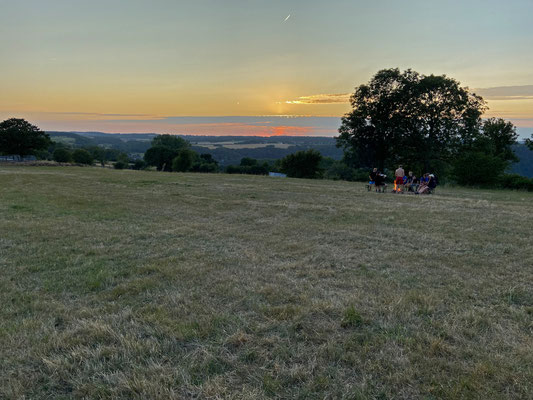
[[499, 174, 533, 191], [323, 161, 370, 182], [72, 149, 93, 165], [131, 159, 147, 170], [53, 148, 72, 163], [240, 157, 257, 167], [114, 161, 128, 170], [194, 163, 218, 173], [224, 164, 268, 175]]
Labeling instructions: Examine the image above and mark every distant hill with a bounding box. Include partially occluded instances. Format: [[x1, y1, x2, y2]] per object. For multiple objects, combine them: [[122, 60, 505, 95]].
[[45, 131, 343, 164], [47, 131, 155, 154], [510, 143, 533, 178]]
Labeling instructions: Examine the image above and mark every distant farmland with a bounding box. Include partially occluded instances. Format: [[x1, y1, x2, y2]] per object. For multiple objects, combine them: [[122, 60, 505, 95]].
[[1, 166, 532, 399]]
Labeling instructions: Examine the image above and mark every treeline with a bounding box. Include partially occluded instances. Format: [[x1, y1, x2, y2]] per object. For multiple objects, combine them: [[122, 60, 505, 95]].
[[48, 145, 144, 168], [24, 129, 533, 179], [142, 135, 327, 179], [47, 131, 154, 154], [190, 144, 342, 166]]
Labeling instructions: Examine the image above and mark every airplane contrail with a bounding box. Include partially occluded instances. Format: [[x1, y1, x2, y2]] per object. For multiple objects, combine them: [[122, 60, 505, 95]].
[[284, 14, 291, 22]]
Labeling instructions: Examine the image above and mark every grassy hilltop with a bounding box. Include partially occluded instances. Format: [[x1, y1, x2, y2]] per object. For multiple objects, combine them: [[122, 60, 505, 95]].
[[1, 166, 532, 399]]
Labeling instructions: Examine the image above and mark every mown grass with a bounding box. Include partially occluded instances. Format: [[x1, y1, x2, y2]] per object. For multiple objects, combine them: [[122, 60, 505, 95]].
[[1, 166, 532, 399]]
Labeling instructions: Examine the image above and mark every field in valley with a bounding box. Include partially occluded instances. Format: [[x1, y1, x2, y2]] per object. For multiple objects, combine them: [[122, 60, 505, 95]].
[[1, 166, 532, 399]]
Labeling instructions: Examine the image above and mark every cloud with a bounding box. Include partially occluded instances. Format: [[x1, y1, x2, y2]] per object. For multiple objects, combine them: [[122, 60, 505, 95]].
[[284, 93, 351, 104], [283, 85, 533, 105], [474, 85, 533, 100]]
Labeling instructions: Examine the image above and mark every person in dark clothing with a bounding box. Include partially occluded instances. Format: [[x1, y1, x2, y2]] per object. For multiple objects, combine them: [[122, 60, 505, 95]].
[[369, 168, 378, 191], [374, 171, 387, 192]]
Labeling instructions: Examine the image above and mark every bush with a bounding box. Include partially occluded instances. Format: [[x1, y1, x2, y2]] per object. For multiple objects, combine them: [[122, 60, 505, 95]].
[[53, 148, 72, 163], [323, 161, 371, 182], [280, 149, 323, 179], [72, 149, 93, 165], [193, 162, 218, 173], [114, 161, 128, 170], [131, 159, 147, 170], [224, 164, 268, 175], [499, 174, 533, 191], [240, 157, 257, 167]]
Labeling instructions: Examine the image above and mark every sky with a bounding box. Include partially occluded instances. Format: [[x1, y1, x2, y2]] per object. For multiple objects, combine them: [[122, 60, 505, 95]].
[[1, 0, 532, 138]]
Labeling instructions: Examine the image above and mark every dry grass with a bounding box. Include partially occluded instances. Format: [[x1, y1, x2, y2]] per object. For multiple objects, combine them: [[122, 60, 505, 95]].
[[1, 166, 532, 399]]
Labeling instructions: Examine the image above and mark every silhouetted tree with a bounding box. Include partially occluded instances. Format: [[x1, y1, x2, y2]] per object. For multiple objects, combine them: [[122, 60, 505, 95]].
[[72, 149, 93, 165], [477, 118, 518, 163], [144, 135, 190, 171], [85, 146, 107, 166], [240, 157, 257, 166], [151, 134, 190, 150], [53, 148, 72, 163], [451, 118, 518, 185], [144, 146, 177, 171], [172, 148, 197, 172], [280, 149, 323, 179], [526, 134, 533, 151], [0, 118, 51, 157], [337, 69, 486, 173]]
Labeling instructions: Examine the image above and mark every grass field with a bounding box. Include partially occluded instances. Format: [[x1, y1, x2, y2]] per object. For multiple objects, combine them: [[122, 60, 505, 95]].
[[1, 166, 532, 399]]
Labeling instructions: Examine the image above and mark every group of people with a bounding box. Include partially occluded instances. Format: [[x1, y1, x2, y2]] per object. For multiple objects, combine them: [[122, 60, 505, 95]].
[[368, 165, 438, 194]]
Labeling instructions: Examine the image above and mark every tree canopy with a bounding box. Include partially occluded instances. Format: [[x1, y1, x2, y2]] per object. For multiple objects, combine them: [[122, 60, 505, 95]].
[[336, 69, 487, 173], [151, 134, 190, 151], [280, 149, 323, 179], [0, 118, 51, 157], [144, 134, 191, 171]]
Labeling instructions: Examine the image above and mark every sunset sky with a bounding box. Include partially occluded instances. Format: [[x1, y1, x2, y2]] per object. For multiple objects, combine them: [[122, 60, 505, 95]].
[[1, 0, 532, 137]]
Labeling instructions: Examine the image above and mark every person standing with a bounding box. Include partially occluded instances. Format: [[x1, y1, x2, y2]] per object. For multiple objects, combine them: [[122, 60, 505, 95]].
[[394, 165, 405, 193], [369, 167, 378, 191]]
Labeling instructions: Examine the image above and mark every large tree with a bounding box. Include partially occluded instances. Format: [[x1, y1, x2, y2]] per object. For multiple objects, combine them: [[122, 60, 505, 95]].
[[144, 134, 191, 171], [337, 69, 486, 172], [0, 118, 51, 158], [280, 149, 323, 179], [151, 134, 190, 151]]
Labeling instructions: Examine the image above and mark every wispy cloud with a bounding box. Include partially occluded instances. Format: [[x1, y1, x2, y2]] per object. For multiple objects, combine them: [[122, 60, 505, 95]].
[[283, 93, 351, 105], [474, 85, 533, 100], [283, 85, 533, 105]]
